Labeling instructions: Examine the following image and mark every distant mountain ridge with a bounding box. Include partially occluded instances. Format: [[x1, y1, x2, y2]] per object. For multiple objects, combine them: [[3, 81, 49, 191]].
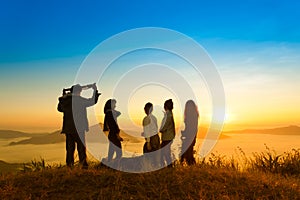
[[0, 130, 41, 139], [8, 130, 64, 146], [1, 123, 143, 146], [1, 125, 299, 146], [224, 125, 300, 135]]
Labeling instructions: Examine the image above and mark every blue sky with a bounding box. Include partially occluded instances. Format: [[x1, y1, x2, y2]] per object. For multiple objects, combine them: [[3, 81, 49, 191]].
[[0, 0, 300, 131], [1, 0, 300, 62]]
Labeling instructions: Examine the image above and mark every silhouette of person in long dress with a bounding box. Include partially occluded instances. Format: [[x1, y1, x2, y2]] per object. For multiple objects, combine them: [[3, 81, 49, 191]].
[[103, 99, 123, 162], [160, 99, 176, 167], [180, 100, 199, 165], [57, 83, 100, 168], [142, 102, 160, 167]]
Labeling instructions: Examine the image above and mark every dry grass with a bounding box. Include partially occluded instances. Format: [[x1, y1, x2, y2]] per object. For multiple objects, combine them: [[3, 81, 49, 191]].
[[0, 159, 299, 199], [249, 146, 300, 176]]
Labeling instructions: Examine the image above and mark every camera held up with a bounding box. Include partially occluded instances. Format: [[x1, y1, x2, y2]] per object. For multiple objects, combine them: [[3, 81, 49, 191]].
[[62, 83, 101, 97]]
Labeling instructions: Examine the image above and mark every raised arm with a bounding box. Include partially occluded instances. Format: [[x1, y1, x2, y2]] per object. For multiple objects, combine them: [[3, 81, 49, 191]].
[[81, 85, 101, 107]]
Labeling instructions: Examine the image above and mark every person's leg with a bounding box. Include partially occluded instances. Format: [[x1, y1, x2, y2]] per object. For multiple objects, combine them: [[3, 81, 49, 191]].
[[160, 141, 166, 165], [152, 148, 161, 168], [164, 141, 172, 166], [186, 143, 196, 165], [151, 146, 162, 168], [151, 135, 160, 151], [107, 142, 114, 162], [76, 133, 88, 168], [115, 140, 122, 159], [66, 134, 75, 167], [143, 142, 148, 154], [180, 140, 188, 164], [151, 136, 160, 167], [187, 139, 196, 165], [184, 145, 192, 165], [181, 152, 187, 164], [161, 140, 171, 166]]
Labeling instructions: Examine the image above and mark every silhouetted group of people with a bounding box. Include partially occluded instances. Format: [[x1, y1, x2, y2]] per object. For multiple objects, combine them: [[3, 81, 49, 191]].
[[58, 84, 199, 169], [140, 99, 176, 167]]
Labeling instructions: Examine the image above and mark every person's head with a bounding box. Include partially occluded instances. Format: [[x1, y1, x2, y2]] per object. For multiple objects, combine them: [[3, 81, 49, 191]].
[[164, 99, 173, 111], [184, 100, 199, 119], [104, 99, 117, 114], [144, 102, 153, 115], [71, 84, 82, 96]]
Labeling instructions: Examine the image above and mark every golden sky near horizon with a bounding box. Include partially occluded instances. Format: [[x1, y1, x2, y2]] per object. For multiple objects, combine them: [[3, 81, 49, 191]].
[[1, 38, 300, 133], [0, 60, 299, 133]]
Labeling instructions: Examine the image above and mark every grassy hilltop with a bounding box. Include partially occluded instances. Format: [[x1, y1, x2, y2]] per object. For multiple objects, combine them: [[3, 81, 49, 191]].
[[1, 149, 300, 199], [0, 164, 299, 199]]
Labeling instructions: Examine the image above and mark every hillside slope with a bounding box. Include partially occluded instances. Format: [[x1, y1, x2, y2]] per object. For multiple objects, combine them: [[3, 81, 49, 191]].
[[0, 166, 299, 199]]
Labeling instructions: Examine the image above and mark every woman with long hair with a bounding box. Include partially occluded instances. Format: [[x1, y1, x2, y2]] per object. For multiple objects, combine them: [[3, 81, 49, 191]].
[[103, 99, 123, 162], [180, 100, 199, 165]]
